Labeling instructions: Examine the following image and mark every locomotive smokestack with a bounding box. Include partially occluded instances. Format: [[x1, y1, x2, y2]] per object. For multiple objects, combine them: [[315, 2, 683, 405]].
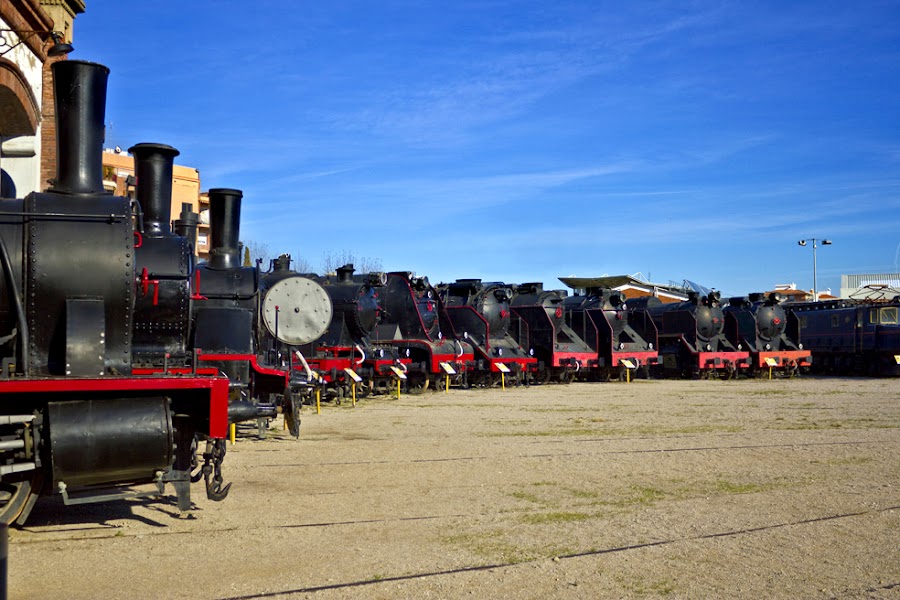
[[336, 264, 355, 283], [273, 254, 291, 272], [48, 60, 110, 195], [206, 188, 243, 269], [173, 202, 200, 247], [129, 143, 180, 236]]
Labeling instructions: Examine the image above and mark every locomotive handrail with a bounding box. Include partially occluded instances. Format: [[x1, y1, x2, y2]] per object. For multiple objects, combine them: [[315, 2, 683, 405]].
[[0, 210, 128, 221]]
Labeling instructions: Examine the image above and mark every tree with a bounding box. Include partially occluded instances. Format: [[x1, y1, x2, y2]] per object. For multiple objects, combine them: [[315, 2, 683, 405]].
[[321, 250, 383, 275], [241, 239, 272, 269]]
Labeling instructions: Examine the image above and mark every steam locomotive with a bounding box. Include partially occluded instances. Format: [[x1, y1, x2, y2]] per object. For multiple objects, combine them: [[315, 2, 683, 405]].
[[557, 281, 660, 380], [507, 283, 596, 383], [190, 193, 331, 436], [0, 60, 232, 524], [629, 291, 750, 378], [723, 293, 811, 376], [371, 272, 475, 392], [789, 292, 900, 376], [293, 264, 410, 400], [438, 279, 537, 386]]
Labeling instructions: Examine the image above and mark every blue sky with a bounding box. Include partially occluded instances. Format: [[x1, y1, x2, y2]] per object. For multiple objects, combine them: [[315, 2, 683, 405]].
[[75, 1, 900, 296]]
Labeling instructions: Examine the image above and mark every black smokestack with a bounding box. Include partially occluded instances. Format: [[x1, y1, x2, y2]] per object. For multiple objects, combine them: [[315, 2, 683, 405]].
[[129, 143, 180, 236], [173, 202, 199, 247], [48, 60, 110, 195], [207, 188, 242, 269]]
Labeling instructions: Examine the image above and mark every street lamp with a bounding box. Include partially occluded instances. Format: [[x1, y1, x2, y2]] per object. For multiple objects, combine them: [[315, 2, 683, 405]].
[[798, 238, 832, 301]]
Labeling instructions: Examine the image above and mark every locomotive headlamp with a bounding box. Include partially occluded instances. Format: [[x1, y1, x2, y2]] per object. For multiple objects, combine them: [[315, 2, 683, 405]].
[[798, 343, 803, 350], [648, 343, 653, 350]]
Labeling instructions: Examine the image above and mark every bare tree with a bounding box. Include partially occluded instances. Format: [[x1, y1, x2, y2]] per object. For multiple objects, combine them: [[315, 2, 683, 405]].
[[321, 250, 383, 275], [291, 252, 314, 274], [241, 239, 272, 268]]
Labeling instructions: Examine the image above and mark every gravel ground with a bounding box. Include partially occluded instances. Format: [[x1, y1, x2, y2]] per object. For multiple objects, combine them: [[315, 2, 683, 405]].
[[8, 377, 900, 599]]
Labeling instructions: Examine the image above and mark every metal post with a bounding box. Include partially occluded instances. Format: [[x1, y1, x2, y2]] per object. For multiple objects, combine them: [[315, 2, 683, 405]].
[[798, 238, 831, 301], [2, 523, 8, 600], [813, 239, 818, 301]]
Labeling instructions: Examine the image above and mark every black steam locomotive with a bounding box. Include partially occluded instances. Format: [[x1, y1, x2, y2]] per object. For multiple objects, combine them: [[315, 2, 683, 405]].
[[557, 282, 659, 380], [0, 60, 232, 524], [630, 291, 750, 378], [294, 264, 409, 400], [508, 283, 596, 383], [371, 271, 475, 392], [190, 191, 332, 436], [723, 293, 811, 376], [438, 279, 537, 386]]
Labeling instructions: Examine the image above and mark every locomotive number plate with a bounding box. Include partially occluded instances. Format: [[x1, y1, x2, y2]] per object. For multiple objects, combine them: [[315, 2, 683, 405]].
[[389, 366, 408, 380], [439, 362, 457, 375], [344, 368, 364, 383]]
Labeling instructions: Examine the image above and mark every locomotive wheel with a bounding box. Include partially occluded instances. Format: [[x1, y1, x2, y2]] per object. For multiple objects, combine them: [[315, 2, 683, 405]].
[[540, 370, 552, 385], [0, 474, 40, 525], [407, 374, 428, 395]]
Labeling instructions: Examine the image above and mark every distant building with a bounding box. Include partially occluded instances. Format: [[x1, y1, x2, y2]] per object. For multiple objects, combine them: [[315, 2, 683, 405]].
[[559, 274, 690, 303], [770, 282, 835, 302], [839, 273, 900, 299]]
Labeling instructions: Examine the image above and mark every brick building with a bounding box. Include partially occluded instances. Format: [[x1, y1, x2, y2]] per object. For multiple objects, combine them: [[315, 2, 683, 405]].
[[1, 0, 83, 198]]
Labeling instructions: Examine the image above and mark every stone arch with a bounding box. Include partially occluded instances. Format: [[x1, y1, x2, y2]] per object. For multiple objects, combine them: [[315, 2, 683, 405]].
[[0, 58, 40, 136]]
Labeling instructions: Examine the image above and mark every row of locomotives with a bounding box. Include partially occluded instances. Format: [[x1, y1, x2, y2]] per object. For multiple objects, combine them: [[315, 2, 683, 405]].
[[295, 264, 410, 401], [507, 283, 596, 384], [788, 290, 900, 377], [437, 280, 538, 387], [629, 291, 750, 379], [556, 281, 660, 381], [188, 189, 309, 438], [0, 60, 232, 525], [723, 292, 812, 377], [370, 272, 475, 393]]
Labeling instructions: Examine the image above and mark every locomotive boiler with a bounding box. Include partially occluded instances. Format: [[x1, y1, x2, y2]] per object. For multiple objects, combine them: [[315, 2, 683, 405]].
[[724, 293, 811, 376], [0, 60, 231, 524]]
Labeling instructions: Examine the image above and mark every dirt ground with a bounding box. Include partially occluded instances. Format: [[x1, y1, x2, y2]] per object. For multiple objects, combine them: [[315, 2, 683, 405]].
[[7, 377, 900, 599]]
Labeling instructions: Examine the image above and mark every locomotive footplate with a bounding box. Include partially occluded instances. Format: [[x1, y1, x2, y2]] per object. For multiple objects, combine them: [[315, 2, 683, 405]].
[[697, 352, 750, 370], [755, 351, 812, 369]]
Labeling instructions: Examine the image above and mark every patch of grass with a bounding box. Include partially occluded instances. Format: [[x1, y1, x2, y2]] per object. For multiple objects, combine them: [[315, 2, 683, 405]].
[[715, 480, 763, 494], [623, 577, 676, 596], [565, 487, 601, 500], [484, 423, 743, 438], [825, 456, 874, 466], [510, 491, 544, 504], [442, 531, 534, 563], [520, 511, 591, 525]]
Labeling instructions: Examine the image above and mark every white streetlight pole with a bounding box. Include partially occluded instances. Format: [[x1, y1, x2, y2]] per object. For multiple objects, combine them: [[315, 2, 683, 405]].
[[798, 238, 832, 300]]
